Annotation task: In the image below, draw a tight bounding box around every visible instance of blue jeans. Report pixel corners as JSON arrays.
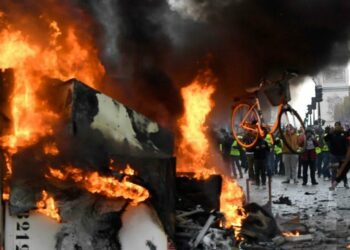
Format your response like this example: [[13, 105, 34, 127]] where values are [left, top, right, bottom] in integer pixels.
[[266, 151, 275, 176], [316, 152, 323, 176], [231, 156, 243, 177], [322, 152, 331, 178], [274, 154, 284, 174]]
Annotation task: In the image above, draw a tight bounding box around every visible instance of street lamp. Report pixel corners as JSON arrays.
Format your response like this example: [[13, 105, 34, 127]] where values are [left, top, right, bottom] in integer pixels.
[[312, 77, 323, 127]]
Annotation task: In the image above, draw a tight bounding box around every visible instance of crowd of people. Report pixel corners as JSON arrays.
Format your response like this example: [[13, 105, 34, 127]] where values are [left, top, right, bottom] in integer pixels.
[[219, 121, 350, 190]]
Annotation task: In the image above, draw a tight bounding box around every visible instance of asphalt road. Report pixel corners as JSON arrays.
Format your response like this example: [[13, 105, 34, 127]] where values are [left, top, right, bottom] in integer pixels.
[[236, 174, 350, 249]]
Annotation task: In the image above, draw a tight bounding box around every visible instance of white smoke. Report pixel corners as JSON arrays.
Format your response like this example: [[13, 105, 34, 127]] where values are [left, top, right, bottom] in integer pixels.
[[91, 0, 119, 64], [167, 0, 234, 21]]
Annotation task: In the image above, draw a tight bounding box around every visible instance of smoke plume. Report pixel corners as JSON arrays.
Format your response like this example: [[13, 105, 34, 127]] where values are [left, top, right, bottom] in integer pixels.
[[1, 0, 350, 126]]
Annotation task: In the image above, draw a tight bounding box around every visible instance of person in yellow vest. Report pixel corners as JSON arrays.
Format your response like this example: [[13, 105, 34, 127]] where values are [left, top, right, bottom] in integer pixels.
[[230, 139, 243, 178], [274, 137, 284, 175]]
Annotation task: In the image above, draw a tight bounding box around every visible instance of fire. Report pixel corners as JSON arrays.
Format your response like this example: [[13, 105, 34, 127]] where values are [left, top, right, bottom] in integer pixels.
[[2, 193, 9, 201], [122, 165, 135, 175], [176, 69, 246, 236], [36, 190, 61, 222], [48, 165, 149, 206], [176, 69, 216, 178], [0, 13, 105, 199], [43, 142, 59, 156], [2, 152, 12, 200], [220, 176, 247, 227], [0, 21, 104, 151], [282, 231, 300, 237]]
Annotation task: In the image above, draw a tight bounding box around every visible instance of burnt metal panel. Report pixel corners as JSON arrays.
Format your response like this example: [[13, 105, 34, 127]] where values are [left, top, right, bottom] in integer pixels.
[[69, 79, 174, 157], [176, 174, 222, 212]]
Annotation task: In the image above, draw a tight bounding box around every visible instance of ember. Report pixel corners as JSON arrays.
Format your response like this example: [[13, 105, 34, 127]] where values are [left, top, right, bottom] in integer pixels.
[[282, 231, 300, 237], [36, 190, 60, 222], [43, 142, 59, 156], [2, 152, 12, 200]]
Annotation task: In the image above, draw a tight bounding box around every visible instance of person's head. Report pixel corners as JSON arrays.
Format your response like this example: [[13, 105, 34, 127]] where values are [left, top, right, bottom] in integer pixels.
[[220, 128, 227, 136], [334, 121, 343, 132], [305, 128, 314, 138], [325, 126, 330, 134], [285, 124, 295, 134], [345, 123, 350, 131]]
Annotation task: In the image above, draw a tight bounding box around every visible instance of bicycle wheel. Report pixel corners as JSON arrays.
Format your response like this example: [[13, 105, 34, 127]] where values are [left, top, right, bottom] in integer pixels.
[[231, 103, 260, 148], [278, 107, 306, 154]]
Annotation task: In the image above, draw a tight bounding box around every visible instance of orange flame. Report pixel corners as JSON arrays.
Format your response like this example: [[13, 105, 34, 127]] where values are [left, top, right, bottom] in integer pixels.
[[176, 69, 246, 236], [282, 231, 300, 237], [220, 176, 247, 228], [2, 192, 9, 201], [122, 165, 135, 175], [0, 15, 105, 200], [43, 142, 59, 156], [0, 21, 104, 152], [48, 165, 149, 206], [177, 69, 216, 179], [1, 152, 12, 200], [36, 190, 61, 222]]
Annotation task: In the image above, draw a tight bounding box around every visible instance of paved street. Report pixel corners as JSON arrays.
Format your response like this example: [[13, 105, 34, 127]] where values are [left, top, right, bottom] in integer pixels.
[[236, 175, 350, 249]]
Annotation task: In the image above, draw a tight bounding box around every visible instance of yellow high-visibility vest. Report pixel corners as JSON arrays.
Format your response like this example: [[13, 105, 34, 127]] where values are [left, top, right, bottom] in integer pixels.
[[265, 134, 273, 147], [274, 144, 283, 155], [230, 140, 240, 156], [315, 147, 322, 154]]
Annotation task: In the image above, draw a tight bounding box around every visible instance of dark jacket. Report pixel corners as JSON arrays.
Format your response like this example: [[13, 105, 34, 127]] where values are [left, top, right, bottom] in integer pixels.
[[325, 130, 349, 156], [253, 138, 269, 160], [221, 136, 233, 157]]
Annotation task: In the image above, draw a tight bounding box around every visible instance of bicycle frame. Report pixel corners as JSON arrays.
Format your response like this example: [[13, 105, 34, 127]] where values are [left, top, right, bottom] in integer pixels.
[[232, 71, 305, 152], [239, 96, 285, 138]]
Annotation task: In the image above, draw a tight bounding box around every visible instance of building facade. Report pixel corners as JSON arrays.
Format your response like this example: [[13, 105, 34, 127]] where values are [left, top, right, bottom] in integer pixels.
[[316, 65, 350, 126]]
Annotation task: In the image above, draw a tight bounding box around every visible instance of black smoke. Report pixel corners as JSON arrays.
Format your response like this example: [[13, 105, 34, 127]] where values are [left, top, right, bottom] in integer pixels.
[[2, 0, 350, 126], [82, 0, 350, 125]]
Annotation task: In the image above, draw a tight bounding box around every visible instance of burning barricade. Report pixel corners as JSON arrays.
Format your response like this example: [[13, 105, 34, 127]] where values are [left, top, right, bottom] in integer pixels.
[[0, 71, 175, 249], [0, 59, 248, 249]]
